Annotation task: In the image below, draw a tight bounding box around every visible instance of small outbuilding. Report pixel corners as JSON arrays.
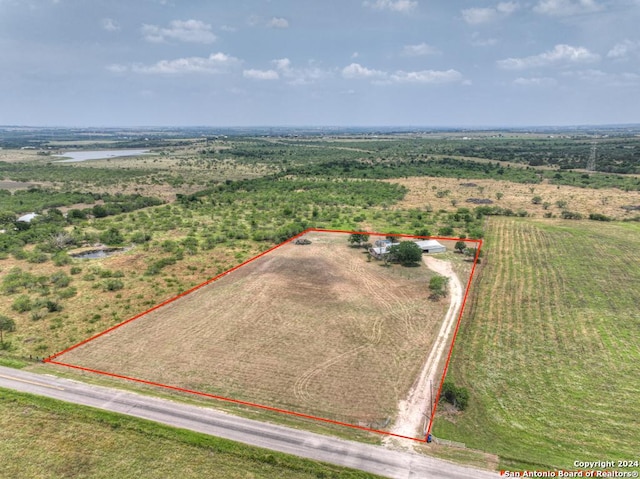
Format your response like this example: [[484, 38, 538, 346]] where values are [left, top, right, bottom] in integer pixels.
[[17, 213, 38, 223], [414, 239, 446, 254]]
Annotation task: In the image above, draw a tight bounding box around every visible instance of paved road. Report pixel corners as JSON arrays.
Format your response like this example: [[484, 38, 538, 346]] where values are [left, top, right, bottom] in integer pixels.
[[0, 366, 499, 479]]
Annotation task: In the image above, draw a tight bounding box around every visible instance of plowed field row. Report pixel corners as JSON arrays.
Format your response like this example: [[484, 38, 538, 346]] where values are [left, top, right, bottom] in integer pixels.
[[433, 218, 640, 469]]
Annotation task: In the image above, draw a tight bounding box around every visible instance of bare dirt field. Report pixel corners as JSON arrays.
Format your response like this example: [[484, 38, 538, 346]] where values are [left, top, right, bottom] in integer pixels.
[[54, 231, 456, 432], [386, 176, 640, 219]]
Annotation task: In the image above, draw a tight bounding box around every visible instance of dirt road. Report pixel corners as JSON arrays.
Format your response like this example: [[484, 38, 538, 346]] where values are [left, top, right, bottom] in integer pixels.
[[386, 256, 463, 444]]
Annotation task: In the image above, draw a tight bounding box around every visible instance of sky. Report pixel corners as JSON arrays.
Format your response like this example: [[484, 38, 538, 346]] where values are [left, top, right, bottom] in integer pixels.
[[1, 0, 639, 127]]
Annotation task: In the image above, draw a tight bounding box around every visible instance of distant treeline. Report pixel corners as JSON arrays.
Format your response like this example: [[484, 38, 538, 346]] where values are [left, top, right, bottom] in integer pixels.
[[0, 161, 154, 185], [0, 189, 163, 215], [280, 157, 640, 191]]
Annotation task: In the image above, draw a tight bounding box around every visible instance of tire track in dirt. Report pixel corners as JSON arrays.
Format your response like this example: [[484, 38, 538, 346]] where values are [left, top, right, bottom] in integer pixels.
[[293, 345, 369, 403]]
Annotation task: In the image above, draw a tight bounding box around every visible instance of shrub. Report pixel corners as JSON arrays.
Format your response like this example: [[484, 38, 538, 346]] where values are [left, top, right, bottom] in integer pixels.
[[99, 227, 125, 246], [560, 210, 583, 220], [57, 287, 77, 299], [12, 295, 33, 313], [429, 274, 449, 299], [50, 272, 71, 288], [27, 251, 48, 263], [70, 266, 82, 275], [44, 300, 63, 313], [440, 380, 470, 411], [103, 279, 124, 291], [588, 213, 611, 221], [438, 226, 455, 236], [131, 231, 152, 244], [52, 252, 71, 266]]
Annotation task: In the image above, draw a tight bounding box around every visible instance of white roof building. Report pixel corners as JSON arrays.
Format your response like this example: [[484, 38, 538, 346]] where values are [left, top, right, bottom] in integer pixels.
[[17, 212, 38, 223], [414, 239, 446, 253]]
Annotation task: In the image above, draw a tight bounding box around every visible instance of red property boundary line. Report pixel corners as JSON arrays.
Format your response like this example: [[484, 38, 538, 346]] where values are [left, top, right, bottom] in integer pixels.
[[45, 227, 482, 443]]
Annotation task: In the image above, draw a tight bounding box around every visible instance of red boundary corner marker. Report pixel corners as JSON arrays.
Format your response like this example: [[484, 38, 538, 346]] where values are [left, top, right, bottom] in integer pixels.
[[45, 228, 482, 443]]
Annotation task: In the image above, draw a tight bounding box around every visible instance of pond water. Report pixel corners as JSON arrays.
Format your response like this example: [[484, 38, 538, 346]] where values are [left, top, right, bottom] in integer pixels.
[[71, 248, 124, 259], [53, 149, 150, 163]]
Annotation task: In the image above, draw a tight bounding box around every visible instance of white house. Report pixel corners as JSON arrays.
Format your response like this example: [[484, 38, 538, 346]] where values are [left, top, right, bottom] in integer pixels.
[[369, 240, 400, 259], [414, 239, 446, 253]]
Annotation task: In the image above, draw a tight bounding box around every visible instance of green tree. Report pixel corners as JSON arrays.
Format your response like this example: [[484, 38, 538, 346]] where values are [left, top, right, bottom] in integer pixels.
[[429, 274, 449, 299], [454, 241, 467, 253], [532, 195, 543, 205], [348, 233, 370, 247], [441, 380, 470, 410], [0, 211, 17, 226], [0, 315, 16, 344], [388, 241, 422, 265], [0, 315, 16, 345], [99, 227, 125, 246]]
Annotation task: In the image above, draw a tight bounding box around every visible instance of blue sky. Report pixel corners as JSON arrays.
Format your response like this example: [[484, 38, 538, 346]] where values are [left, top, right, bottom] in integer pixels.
[[1, 0, 639, 126]]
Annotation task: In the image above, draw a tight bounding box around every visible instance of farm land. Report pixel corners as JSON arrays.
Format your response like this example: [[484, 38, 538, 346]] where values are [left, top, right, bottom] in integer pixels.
[[51, 231, 463, 436], [1, 126, 639, 469], [433, 217, 640, 471]]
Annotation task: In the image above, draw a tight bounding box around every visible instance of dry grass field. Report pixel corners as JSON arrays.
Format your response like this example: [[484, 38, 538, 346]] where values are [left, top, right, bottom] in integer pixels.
[[54, 231, 451, 428], [386, 176, 640, 219]]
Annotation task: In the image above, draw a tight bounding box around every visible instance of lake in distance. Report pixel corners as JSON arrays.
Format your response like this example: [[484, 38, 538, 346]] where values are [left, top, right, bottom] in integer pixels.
[[53, 149, 150, 162]]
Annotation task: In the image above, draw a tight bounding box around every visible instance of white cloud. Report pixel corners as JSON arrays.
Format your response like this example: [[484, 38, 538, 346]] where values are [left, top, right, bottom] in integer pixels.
[[513, 76, 557, 86], [462, 2, 518, 24], [267, 17, 289, 28], [533, 0, 603, 16], [142, 19, 217, 44], [106, 64, 127, 74], [132, 53, 240, 74], [243, 69, 279, 80], [272, 58, 332, 85], [342, 63, 386, 79], [564, 69, 640, 87], [342, 63, 464, 84], [102, 18, 120, 32], [471, 34, 498, 47], [363, 0, 417, 13], [497, 44, 600, 69], [607, 40, 640, 59], [497, 1, 519, 13], [402, 42, 440, 56], [390, 69, 463, 84]]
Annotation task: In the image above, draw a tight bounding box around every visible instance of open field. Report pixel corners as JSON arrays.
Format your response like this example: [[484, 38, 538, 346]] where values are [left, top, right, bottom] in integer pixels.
[[432, 217, 640, 470], [387, 176, 640, 220], [0, 388, 380, 479], [52, 231, 455, 433]]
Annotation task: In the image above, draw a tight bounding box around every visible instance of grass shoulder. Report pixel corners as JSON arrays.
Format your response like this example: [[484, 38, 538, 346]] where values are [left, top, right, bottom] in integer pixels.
[[0, 387, 383, 479]]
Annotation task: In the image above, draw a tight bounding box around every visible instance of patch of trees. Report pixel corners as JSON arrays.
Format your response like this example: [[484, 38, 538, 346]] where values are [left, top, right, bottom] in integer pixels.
[[288, 157, 542, 184], [0, 161, 155, 186], [388, 241, 423, 265], [474, 206, 529, 218], [588, 213, 612, 221]]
